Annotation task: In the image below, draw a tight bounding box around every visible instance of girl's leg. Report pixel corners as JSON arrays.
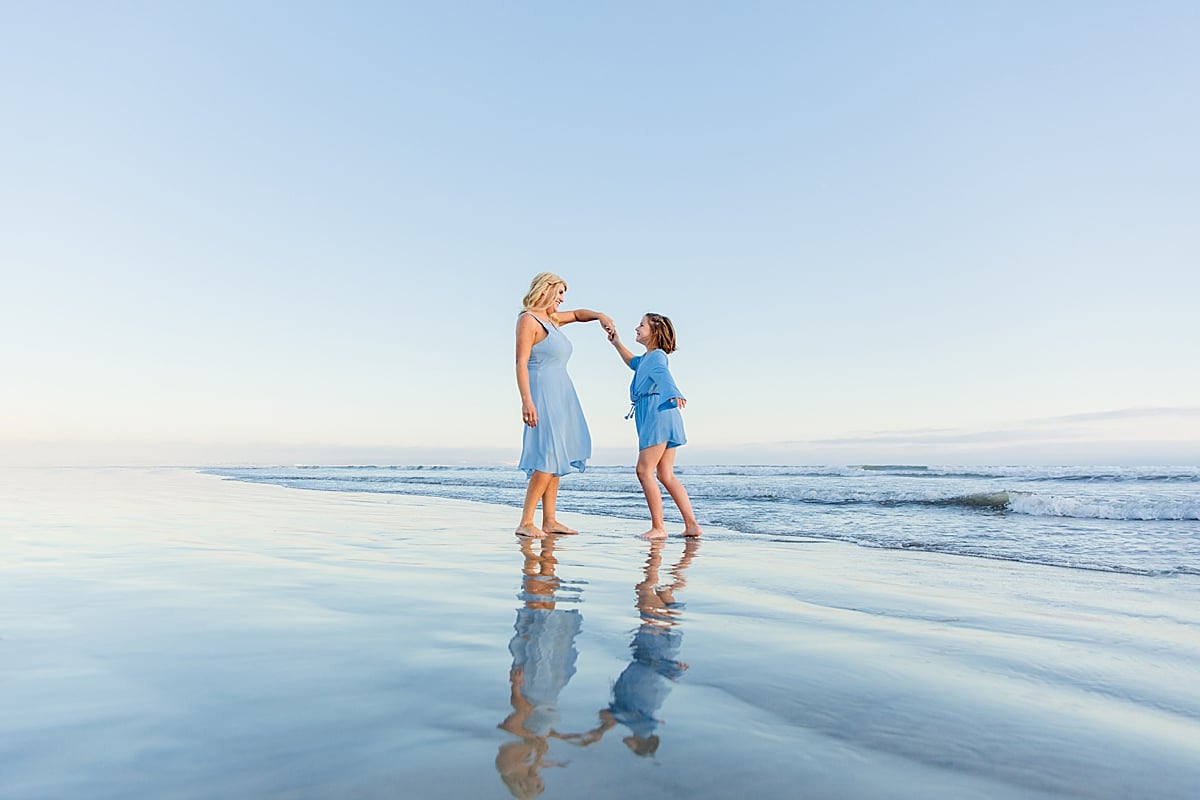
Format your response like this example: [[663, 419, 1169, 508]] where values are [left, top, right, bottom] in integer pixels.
[[540, 476, 578, 534], [517, 471, 553, 537], [656, 447, 703, 537], [636, 444, 669, 539]]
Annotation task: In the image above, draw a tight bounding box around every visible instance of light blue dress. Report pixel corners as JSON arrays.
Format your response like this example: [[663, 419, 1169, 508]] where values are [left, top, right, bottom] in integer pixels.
[[628, 350, 687, 451], [508, 607, 582, 734], [518, 313, 592, 477], [609, 625, 685, 739]]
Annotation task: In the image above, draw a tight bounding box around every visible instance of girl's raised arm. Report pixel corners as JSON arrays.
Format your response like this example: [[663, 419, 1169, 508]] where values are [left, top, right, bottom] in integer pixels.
[[608, 327, 635, 367]]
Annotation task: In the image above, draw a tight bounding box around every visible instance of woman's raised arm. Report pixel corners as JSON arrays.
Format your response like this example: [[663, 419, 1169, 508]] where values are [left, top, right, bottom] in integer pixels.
[[556, 308, 613, 332]]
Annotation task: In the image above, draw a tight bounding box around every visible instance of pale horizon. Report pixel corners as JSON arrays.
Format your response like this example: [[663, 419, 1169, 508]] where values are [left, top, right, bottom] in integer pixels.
[[5, 404, 1198, 468]]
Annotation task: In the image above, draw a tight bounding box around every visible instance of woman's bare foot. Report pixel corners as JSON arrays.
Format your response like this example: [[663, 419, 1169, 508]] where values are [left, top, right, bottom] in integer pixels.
[[542, 521, 579, 534], [640, 527, 669, 540], [515, 523, 546, 538], [682, 524, 703, 538]]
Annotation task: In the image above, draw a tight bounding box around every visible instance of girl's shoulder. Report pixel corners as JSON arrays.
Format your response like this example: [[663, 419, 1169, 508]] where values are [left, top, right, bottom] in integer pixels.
[[644, 348, 669, 363], [632, 349, 668, 373]]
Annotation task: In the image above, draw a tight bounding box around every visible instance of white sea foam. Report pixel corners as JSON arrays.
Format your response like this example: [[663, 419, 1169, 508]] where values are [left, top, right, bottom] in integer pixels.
[[1006, 491, 1200, 521]]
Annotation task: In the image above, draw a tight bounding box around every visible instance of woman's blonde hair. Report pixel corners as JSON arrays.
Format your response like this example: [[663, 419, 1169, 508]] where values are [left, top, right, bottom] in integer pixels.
[[521, 272, 567, 325], [644, 313, 677, 354]]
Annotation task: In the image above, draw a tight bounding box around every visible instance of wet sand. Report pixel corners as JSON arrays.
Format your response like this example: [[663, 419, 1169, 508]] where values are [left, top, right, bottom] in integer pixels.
[[2, 467, 1198, 799]]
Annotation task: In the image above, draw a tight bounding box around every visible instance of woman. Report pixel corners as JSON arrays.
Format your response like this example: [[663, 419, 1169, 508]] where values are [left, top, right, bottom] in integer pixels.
[[515, 272, 612, 538]]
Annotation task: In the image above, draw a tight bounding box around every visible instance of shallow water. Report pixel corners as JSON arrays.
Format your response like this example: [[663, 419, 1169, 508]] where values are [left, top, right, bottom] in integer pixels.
[[209, 464, 1200, 575], [2, 468, 1198, 799]]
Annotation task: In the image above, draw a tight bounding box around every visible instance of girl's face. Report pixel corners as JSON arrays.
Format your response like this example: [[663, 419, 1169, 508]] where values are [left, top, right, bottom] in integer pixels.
[[635, 316, 653, 347]]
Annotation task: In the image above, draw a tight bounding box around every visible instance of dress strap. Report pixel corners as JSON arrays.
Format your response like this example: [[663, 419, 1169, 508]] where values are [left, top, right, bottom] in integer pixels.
[[520, 312, 553, 336]]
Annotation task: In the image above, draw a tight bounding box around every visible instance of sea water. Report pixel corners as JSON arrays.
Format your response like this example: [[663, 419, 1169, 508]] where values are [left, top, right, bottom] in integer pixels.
[[208, 464, 1199, 577]]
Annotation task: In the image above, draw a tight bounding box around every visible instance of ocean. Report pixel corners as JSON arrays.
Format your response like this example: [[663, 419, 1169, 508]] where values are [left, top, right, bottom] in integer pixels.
[[208, 464, 1199, 577]]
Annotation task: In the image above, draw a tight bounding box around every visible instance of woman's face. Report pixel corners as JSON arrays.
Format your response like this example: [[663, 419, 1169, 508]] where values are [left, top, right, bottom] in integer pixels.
[[541, 283, 566, 313]]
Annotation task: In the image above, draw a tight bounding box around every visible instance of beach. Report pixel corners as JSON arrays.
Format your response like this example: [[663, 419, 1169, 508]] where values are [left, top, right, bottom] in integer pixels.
[[2, 467, 1198, 799]]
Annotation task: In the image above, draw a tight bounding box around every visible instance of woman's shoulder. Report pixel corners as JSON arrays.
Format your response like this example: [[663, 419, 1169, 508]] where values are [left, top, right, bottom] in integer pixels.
[[517, 311, 550, 330]]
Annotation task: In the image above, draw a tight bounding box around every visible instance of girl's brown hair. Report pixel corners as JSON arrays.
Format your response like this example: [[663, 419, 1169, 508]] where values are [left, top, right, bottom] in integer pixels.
[[644, 313, 677, 353]]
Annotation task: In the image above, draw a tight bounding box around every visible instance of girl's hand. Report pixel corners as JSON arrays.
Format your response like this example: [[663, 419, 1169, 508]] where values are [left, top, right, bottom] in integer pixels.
[[522, 401, 538, 427], [608, 327, 620, 344]]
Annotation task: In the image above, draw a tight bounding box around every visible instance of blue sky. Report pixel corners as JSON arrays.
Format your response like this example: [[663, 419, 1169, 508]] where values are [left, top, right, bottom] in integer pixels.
[[2, 2, 1197, 466]]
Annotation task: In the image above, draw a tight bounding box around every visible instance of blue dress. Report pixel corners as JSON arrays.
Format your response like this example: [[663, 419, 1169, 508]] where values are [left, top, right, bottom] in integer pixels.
[[508, 607, 582, 734], [609, 625, 685, 739], [628, 350, 687, 451], [518, 314, 592, 477]]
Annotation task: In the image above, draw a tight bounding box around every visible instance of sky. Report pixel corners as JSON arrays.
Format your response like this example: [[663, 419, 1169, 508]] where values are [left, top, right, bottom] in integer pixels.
[[2, 1, 1197, 467]]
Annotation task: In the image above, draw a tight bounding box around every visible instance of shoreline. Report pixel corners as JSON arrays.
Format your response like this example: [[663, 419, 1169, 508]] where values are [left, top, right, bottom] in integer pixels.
[[2, 467, 1198, 799]]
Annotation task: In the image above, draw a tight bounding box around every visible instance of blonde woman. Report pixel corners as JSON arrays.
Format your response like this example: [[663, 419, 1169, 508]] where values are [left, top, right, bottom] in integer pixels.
[[515, 273, 613, 538]]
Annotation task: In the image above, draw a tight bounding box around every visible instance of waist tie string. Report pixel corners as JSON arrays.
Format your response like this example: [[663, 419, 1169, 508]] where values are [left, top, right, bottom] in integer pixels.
[[625, 392, 659, 419]]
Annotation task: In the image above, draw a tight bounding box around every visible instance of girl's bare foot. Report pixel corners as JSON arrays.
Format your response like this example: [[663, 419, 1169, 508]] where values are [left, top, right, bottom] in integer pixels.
[[682, 524, 703, 538], [640, 527, 668, 540], [542, 521, 579, 534], [515, 523, 546, 538]]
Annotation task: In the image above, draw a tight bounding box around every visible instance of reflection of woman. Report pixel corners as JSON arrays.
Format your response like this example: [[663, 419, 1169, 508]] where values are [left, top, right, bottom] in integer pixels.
[[496, 536, 583, 798], [515, 272, 613, 538], [559, 538, 700, 757]]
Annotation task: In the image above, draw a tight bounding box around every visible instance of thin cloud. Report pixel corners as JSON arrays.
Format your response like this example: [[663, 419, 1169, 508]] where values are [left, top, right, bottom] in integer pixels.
[[797, 428, 1077, 447], [1024, 407, 1200, 425], [765, 407, 1200, 449]]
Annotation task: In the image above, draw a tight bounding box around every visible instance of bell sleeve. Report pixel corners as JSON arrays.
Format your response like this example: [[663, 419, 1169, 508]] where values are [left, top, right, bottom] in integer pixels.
[[643, 350, 684, 412]]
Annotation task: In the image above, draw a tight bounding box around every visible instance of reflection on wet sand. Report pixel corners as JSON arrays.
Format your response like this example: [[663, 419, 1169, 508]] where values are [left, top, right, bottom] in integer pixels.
[[496, 535, 583, 799], [560, 538, 700, 759]]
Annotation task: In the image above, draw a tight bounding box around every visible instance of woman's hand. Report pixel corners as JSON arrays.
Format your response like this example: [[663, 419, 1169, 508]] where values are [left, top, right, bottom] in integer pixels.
[[522, 400, 538, 427], [670, 397, 687, 409], [597, 313, 614, 334]]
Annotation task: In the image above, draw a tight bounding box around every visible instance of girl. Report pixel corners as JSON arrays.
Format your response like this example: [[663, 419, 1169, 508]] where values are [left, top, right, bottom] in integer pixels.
[[608, 314, 702, 539]]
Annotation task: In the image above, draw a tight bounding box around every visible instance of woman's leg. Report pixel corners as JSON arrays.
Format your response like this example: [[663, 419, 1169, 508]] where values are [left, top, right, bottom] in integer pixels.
[[540, 476, 578, 534], [517, 471, 553, 537], [636, 443, 669, 539], [656, 447, 702, 537]]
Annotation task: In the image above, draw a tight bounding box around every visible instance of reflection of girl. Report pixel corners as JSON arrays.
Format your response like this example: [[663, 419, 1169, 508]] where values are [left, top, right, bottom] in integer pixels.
[[607, 624, 685, 756], [497, 537, 582, 798], [559, 538, 700, 758]]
